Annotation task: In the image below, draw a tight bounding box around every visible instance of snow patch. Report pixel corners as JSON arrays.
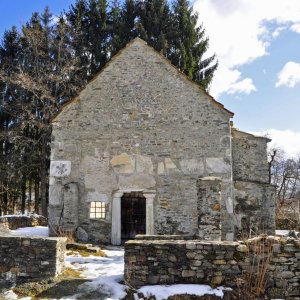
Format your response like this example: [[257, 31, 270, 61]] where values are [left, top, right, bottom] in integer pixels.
[[135, 284, 230, 300], [10, 226, 49, 237], [65, 247, 126, 300]]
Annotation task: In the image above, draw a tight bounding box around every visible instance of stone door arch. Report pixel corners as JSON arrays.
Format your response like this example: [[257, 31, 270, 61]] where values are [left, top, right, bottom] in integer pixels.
[[111, 189, 155, 245]]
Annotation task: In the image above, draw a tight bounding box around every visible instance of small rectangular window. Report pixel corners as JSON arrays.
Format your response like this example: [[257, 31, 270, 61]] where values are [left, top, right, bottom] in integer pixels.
[[90, 201, 106, 219]]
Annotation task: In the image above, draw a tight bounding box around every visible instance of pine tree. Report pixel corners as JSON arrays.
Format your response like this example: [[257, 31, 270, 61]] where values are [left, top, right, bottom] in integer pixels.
[[68, 0, 109, 78], [168, 0, 217, 90], [136, 0, 171, 54], [119, 0, 137, 44], [108, 0, 123, 56], [0, 8, 82, 216], [0, 0, 218, 215]]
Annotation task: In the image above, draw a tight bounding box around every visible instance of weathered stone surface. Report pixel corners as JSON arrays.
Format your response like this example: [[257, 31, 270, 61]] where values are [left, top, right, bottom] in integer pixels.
[[49, 183, 63, 206], [211, 275, 223, 286], [236, 244, 248, 252], [0, 235, 66, 289], [234, 180, 276, 236], [157, 162, 165, 175], [87, 191, 108, 202], [197, 177, 222, 241], [0, 215, 47, 230], [179, 159, 204, 175], [118, 174, 155, 189], [76, 226, 89, 243], [136, 155, 154, 174], [164, 158, 180, 173], [50, 161, 71, 177], [125, 236, 300, 299], [48, 38, 274, 243], [232, 129, 269, 183], [111, 153, 135, 174], [0, 224, 10, 235], [206, 158, 231, 174]]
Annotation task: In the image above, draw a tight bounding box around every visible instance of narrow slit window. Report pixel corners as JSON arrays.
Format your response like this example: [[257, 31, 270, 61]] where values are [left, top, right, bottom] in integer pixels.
[[90, 201, 106, 219]]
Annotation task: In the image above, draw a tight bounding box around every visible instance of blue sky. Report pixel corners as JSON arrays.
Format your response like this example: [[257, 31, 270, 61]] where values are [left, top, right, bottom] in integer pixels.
[[195, 0, 300, 156], [0, 0, 74, 35], [1, 0, 300, 156]]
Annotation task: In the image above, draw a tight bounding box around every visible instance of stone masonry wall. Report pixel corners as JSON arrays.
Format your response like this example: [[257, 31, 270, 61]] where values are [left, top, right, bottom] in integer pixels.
[[234, 181, 276, 236], [197, 177, 222, 240], [49, 38, 234, 243], [231, 129, 276, 237], [0, 215, 47, 230], [0, 235, 66, 289], [125, 236, 300, 299], [232, 129, 269, 183]]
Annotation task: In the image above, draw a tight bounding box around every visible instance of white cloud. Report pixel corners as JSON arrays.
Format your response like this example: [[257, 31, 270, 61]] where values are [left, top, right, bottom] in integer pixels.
[[227, 78, 256, 95], [272, 26, 286, 38], [291, 23, 300, 33], [193, 0, 300, 97], [275, 61, 300, 88], [252, 129, 300, 158]]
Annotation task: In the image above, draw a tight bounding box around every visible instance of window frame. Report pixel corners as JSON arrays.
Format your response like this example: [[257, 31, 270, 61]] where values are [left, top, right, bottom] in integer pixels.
[[89, 201, 106, 219]]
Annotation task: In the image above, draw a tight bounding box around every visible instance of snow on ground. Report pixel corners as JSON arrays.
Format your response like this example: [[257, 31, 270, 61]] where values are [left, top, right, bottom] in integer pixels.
[[135, 284, 229, 300], [65, 247, 127, 300], [66, 248, 231, 300], [0, 213, 42, 218], [275, 230, 290, 236], [275, 229, 299, 236], [10, 226, 49, 237], [2, 245, 231, 300]]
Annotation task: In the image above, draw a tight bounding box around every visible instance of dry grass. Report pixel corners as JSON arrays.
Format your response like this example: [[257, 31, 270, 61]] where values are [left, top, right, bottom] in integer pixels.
[[233, 235, 275, 300], [60, 267, 82, 279], [56, 228, 76, 243], [66, 247, 107, 257]]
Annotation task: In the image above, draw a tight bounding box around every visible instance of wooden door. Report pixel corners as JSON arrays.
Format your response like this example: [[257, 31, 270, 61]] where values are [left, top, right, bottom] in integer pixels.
[[121, 192, 146, 243]]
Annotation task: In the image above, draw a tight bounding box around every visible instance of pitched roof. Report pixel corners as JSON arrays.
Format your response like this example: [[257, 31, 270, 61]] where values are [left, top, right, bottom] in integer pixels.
[[52, 37, 233, 122]]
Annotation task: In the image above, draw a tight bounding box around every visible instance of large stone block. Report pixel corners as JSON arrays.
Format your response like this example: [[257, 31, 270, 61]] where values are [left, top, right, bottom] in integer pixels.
[[206, 158, 231, 174], [50, 161, 71, 177], [118, 174, 156, 189], [164, 158, 180, 174], [179, 159, 204, 175], [136, 154, 154, 174], [111, 153, 135, 174], [49, 183, 63, 206]]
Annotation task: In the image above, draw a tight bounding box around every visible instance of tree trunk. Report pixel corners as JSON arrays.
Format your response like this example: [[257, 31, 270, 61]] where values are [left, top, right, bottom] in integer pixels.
[[40, 137, 48, 217], [3, 183, 8, 215], [34, 178, 40, 214], [21, 174, 27, 214], [28, 178, 32, 212]]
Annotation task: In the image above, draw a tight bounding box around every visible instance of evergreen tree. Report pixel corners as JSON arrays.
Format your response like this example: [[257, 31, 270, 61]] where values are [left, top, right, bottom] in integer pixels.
[[68, 0, 109, 78], [168, 0, 217, 90], [136, 0, 171, 54], [0, 8, 82, 216], [108, 0, 123, 56], [0, 0, 218, 215], [108, 0, 136, 56]]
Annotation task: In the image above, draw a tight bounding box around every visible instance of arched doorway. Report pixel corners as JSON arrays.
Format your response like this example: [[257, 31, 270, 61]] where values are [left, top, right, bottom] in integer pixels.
[[121, 192, 146, 243]]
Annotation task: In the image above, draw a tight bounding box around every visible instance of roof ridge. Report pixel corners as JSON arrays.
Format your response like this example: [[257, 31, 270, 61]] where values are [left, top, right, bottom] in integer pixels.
[[52, 37, 233, 122]]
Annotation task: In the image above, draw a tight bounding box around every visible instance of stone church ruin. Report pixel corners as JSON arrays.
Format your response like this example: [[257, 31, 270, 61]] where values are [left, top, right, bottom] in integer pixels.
[[48, 38, 275, 245]]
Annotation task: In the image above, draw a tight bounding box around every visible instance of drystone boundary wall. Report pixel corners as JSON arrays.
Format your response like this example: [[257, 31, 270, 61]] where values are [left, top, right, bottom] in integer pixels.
[[125, 236, 300, 299], [0, 235, 66, 289], [0, 214, 47, 230]]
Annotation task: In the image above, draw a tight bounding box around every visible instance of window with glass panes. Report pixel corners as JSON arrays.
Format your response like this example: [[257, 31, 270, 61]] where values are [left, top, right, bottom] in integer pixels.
[[90, 201, 106, 219]]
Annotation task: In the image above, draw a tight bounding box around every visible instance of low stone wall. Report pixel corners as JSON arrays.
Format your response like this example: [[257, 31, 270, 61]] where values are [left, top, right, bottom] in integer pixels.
[[125, 236, 300, 299], [0, 235, 66, 289], [0, 214, 47, 230]]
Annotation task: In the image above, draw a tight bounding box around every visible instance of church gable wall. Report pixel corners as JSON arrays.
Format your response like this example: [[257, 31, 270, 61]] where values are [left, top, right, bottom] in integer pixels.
[[49, 39, 233, 242]]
